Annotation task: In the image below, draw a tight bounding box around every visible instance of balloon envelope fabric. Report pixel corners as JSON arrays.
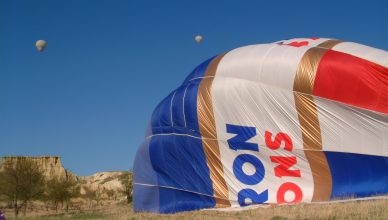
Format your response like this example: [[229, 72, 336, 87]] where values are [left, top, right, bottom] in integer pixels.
[[133, 38, 388, 213]]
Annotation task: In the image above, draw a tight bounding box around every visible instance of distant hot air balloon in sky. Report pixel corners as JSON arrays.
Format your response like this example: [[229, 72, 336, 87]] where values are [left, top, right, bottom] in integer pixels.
[[195, 35, 203, 44], [133, 37, 388, 213], [35, 40, 47, 52]]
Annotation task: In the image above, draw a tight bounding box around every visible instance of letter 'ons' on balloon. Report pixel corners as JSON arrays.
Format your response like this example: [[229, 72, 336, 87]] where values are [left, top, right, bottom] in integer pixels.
[[133, 37, 388, 213]]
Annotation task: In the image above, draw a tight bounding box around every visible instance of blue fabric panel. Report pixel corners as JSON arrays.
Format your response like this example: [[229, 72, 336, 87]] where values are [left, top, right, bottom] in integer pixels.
[[134, 185, 160, 213], [183, 56, 215, 84], [184, 81, 201, 133], [150, 56, 216, 135], [149, 80, 202, 136], [150, 91, 174, 133], [149, 134, 215, 213], [159, 188, 215, 213], [181, 57, 215, 134], [325, 151, 388, 199], [133, 139, 160, 212], [136, 55, 216, 213], [171, 85, 187, 128]]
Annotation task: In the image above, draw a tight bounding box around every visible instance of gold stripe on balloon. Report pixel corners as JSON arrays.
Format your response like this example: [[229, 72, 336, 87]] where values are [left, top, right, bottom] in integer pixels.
[[293, 39, 341, 201], [198, 54, 231, 207]]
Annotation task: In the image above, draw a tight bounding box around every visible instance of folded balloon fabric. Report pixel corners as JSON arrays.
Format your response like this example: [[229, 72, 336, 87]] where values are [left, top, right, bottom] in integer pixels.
[[133, 38, 388, 213]]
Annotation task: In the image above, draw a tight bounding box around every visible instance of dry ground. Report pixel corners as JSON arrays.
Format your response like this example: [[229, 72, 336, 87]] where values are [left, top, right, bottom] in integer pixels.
[[3, 198, 388, 220]]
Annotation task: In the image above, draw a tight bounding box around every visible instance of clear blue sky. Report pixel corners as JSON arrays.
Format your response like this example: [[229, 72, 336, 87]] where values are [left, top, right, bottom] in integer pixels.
[[1, 0, 387, 176]]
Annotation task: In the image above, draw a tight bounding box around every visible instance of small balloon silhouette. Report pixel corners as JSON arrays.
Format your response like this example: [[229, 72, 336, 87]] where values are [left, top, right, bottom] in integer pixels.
[[195, 35, 202, 44], [36, 40, 47, 52]]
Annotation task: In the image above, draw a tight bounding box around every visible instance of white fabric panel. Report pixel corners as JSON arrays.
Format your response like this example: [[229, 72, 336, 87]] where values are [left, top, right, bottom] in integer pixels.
[[333, 42, 388, 67], [217, 142, 314, 206], [316, 97, 388, 157], [212, 79, 314, 205], [217, 39, 331, 92], [212, 79, 305, 149], [212, 43, 316, 205]]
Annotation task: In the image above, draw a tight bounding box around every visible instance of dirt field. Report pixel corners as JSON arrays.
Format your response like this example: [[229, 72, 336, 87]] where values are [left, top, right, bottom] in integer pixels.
[[2, 198, 388, 220]]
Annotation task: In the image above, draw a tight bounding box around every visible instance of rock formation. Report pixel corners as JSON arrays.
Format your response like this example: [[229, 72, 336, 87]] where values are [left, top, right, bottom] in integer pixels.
[[0, 156, 78, 181], [0, 156, 128, 201]]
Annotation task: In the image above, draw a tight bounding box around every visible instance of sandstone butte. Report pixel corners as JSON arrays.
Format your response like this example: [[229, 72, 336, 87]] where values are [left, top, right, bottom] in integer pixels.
[[0, 156, 128, 199]]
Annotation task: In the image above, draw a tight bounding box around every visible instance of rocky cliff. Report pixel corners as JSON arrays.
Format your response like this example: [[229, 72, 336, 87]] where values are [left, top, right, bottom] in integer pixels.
[[0, 156, 128, 200], [0, 156, 77, 181], [79, 172, 127, 200], [79, 172, 125, 192]]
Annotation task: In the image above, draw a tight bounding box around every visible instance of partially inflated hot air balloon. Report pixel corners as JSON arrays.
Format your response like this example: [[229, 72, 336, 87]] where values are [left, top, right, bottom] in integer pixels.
[[133, 38, 388, 213], [35, 40, 47, 52]]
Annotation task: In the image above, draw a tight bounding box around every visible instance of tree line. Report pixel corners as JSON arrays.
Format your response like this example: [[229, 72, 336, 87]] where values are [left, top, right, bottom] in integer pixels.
[[0, 158, 133, 217]]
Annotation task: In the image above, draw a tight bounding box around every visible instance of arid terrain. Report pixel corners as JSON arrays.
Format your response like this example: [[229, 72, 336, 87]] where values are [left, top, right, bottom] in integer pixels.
[[1, 198, 387, 220]]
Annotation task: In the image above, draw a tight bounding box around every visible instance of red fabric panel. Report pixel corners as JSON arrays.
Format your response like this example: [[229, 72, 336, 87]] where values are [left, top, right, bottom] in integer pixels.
[[313, 50, 388, 114]]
